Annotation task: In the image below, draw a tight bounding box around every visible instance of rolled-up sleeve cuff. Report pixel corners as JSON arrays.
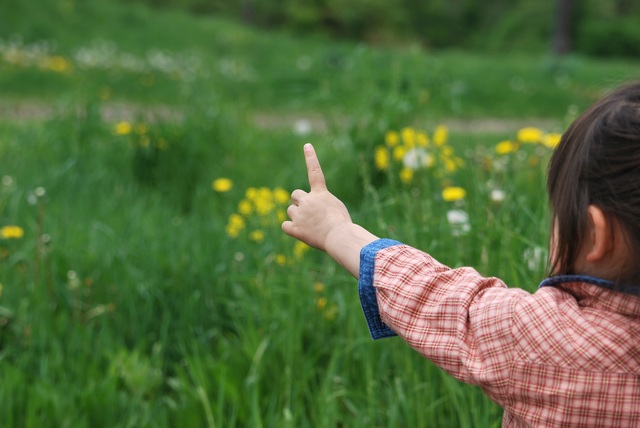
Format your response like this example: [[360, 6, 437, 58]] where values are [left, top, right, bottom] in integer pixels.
[[358, 239, 402, 340]]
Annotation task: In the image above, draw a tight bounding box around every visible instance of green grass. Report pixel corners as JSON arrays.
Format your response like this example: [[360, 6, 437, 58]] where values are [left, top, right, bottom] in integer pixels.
[[1, 1, 639, 427]]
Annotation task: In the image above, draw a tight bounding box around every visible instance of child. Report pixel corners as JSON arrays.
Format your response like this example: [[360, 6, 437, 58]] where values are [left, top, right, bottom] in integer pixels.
[[282, 81, 640, 427]]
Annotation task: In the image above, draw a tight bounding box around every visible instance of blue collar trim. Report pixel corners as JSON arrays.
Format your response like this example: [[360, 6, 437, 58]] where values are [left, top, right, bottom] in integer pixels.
[[539, 274, 640, 297]]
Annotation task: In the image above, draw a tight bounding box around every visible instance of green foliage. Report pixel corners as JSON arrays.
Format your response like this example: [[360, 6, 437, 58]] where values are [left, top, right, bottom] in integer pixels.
[[576, 17, 640, 58], [0, 2, 639, 426]]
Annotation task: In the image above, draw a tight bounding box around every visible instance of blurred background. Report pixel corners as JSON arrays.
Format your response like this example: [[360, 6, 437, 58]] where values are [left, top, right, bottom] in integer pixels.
[[0, 1, 639, 427], [5, 0, 640, 56]]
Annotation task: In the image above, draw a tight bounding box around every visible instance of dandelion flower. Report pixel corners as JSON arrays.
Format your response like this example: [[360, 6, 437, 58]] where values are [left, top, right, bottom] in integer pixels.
[[443, 158, 458, 173], [255, 198, 275, 217], [225, 214, 245, 238], [385, 131, 400, 147], [495, 140, 517, 155], [212, 178, 233, 193], [44, 55, 71, 73], [442, 186, 466, 202], [375, 146, 390, 170], [293, 241, 310, 259], [237, 200, 252, 215], [275, 254, 288, 266], [1, 225, 24, 239], [114, 121, 133, 135], [447, 209, 471, 236], [401, 127, 416, 148], [245, 187, 258, 200], [399, 167, 414, 184], [314, 282, 325, 293], [293, 119, 312, 136], [249, 230, 265, 243], [490, 189, 506, 202], [517, 127, 543, 143], [403, 148, 430, 170], [273, 188, 290, 205], [433, 125, 448, 147], [417, 132, 429, 147], [393, 146, 407, 161], [543, 133, 562, 148], [316, 297, 328, 311]]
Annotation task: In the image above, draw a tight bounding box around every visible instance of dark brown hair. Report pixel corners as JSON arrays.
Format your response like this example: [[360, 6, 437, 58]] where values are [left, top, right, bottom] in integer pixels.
[[547, 81, 640, 283]]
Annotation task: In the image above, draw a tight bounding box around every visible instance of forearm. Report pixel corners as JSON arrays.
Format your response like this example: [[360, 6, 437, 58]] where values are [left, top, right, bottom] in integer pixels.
[[324, 223, 379, 279]]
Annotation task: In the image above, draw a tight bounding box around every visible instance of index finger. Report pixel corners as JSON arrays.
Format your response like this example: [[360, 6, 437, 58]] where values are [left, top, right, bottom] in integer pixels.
[[304, 143, 326, 191]]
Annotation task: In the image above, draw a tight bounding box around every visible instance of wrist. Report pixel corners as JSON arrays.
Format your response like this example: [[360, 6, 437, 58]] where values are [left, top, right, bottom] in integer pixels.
[[324, 223, 379, 278]]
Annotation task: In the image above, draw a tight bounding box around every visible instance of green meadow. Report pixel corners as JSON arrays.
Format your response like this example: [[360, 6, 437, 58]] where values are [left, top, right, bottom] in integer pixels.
[[1, 2, 639, 426]]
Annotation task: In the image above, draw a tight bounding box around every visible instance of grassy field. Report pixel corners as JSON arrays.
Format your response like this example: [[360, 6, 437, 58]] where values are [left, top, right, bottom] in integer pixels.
[[1, 2, 640, 427]]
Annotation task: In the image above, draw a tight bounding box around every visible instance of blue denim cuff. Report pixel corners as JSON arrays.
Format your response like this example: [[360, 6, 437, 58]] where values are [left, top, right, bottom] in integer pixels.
[[358, 239, 402, 340]]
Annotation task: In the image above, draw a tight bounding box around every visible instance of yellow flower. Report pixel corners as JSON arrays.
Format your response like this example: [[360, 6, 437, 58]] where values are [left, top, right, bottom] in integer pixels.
[[293, 241, 310, 259], [433, 125, 448, 147], [399, 167, 414, 184], [392, 146, 406, 161], [374, 146, 390, 170], [238, 200, 253, 215], [401, 127, 416, 148], [273, 188, 290, 205], [225, 214, 245, 238], [255, 198, 275, 216], [316, 297, 328, 311], [385, 131, 400, 147], [212, 178, 233, 193], [276, 210, 287, 223], [114, 121, 132, 135], [417, 132, 430, 147], [442, 186, 466, 202], [314, 282, 325, 293], [517, 127, 543, 143], [249, 230, 265, 242], [495, 140, 518, 155], [245, 187, 258, 200], [543, 133, 562, 148], [275, 254, 288, 266], [42, 55, 71, 73], [1, 225, 24, 239], [443, 158, 458, 173]]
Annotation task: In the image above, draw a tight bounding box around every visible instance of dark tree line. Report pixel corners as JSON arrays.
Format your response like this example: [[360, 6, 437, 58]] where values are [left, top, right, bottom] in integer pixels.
[[130, 0, 640, 57]]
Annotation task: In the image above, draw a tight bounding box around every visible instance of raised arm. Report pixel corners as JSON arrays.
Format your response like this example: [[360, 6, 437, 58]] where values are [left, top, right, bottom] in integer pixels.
[[281, 144, 379, 278]]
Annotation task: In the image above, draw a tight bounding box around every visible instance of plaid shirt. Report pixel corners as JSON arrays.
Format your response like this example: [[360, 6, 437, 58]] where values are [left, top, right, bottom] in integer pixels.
[[358, 239, 640, 427]]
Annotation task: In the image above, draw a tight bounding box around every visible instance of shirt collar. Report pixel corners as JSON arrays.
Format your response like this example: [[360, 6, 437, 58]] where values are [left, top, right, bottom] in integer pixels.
[[539, 274, 640, 297]]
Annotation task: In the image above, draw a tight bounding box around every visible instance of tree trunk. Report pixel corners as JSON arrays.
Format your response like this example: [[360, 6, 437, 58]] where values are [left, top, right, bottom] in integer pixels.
[[242, 0, 255, 24], [552, 0, 574, 55]]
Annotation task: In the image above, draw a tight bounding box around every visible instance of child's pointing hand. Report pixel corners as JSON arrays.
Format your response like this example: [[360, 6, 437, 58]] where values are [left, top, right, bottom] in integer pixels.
[[282, 144, 378, 278], [281, 144, 352, 252]]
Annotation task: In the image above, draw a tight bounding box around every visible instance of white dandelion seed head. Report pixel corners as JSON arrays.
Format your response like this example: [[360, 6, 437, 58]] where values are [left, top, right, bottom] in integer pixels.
[[293, 119, 312, 136], [403, 148, 431, 170], [447, 209, 471, 236], [490, 189, 506, 202]]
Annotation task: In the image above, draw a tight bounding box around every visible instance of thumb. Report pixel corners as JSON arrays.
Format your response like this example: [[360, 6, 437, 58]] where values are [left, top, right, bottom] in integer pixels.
[[304, 143, 327, 191]]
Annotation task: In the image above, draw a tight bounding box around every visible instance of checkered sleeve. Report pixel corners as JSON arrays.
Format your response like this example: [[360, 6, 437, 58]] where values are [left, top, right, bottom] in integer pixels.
[[360, 240, 528, 397]]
